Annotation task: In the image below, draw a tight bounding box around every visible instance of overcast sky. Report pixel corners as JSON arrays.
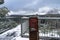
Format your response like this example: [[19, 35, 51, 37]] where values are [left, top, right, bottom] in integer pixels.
[[0, 0, 60, 11]]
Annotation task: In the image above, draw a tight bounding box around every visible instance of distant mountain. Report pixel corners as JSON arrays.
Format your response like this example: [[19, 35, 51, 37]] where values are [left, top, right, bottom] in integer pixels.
[[7, 7, 60, 16]]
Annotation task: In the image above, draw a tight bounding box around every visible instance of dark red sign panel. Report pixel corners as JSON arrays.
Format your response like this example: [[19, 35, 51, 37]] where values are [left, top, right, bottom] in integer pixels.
[[29, 17, 39, 40]]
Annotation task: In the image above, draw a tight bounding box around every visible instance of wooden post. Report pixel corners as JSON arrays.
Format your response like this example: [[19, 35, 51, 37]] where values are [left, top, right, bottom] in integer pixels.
[[29, 17, 39, 40]]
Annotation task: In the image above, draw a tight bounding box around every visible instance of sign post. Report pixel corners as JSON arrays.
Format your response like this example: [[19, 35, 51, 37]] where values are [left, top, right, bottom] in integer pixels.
[[29, 17, 39, 40]]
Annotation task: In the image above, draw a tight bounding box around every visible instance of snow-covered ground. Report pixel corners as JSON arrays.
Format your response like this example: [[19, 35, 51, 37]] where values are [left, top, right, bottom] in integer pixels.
[[0, 24, 29, 40], [0, 24, 60, 40]]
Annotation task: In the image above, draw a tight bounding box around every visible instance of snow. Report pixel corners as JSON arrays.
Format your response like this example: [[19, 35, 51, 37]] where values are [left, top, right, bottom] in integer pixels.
[[0, 24, 29, 40], [6, 11, 27, 16], [13, 37, 29, 40], [38, 7, 53, 13], [0, 24, 20, 37], [0, 24, 60, 40], [24, 32, 60, 38], [6, 6, 60, 16]]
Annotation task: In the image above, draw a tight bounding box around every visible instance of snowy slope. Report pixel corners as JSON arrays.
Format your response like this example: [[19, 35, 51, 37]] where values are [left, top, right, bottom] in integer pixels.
[[0, 24, 60, 40], [0, 24, 21, 37], [0, 23, 60, 40], [0, 24, 29, 40]]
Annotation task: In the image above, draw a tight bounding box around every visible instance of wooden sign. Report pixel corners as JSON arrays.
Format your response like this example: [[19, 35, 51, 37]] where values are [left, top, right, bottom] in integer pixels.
[[29, 17, 39, 40]]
